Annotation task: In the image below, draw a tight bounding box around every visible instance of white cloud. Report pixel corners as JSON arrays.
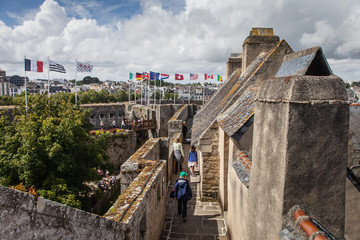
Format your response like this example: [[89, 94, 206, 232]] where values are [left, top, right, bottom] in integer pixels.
[[0, 0, 360, 82]]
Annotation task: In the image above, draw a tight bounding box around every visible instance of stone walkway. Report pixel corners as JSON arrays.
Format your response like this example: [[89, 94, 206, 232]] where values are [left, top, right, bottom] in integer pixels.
[[160, 143, 228, 240]]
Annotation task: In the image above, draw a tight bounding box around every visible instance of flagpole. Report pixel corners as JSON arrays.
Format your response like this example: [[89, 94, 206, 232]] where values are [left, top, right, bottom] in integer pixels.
[[128, 80, 131, 103], [203, 83, 205, 105], [159, 78, 162, 105], [75, 59, 78, 105], [174, 86, 176, 105], [48, 57, 50, 104], [135, 80, 137, 104], [188, 86, 190, 105], [147, 74, 150, 105], [154, 71, 157, 105], [24, 56, 28, 114], [141, 81, 143, 105], [154, 77, 156, 105]]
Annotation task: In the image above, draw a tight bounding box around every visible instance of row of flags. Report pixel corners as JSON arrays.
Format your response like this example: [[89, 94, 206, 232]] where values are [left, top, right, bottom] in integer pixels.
[[130, 71, 223, 82], [24, 58, 93, 73], [24, 59, 223, 82]]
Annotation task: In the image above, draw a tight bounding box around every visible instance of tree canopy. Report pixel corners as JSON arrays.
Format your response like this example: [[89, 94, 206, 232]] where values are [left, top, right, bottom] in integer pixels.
[[0, 94, 108, 209]]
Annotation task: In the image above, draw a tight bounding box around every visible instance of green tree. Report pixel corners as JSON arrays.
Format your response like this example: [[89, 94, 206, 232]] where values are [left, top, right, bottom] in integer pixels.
[[114, 89, 128, 102], [0, 95, 14, 105], [351, 81, 360, 87], [0, 94, 108, 209]]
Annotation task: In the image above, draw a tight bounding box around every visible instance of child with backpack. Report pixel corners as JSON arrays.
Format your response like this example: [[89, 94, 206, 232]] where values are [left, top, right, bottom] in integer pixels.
[[173, 172, 192, 222]]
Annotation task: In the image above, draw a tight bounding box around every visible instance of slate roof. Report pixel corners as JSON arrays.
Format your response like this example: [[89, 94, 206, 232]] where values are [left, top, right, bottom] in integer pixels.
[[191, 55, 265, 145], [191, 40, 293, 145], [217, 89, 256, 139], [275, 46, 333, 77]]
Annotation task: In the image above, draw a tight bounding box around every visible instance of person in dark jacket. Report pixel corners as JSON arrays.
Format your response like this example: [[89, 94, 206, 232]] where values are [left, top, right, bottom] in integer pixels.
[[174, 172, 192, 222], [182, 121, 188, 139]]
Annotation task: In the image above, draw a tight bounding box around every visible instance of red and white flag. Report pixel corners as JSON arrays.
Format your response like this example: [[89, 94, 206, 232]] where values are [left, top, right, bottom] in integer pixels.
[[175, 74, 184, 80], [204, 74, 214, 80]]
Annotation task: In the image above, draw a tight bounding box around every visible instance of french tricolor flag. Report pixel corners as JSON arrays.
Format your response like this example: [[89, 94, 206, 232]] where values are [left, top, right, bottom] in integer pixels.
[[25, 58, 44, 72]]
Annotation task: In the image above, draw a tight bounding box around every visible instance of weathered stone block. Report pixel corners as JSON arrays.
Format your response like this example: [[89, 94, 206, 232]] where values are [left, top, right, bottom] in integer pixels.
[[201, 145, 213, 153]]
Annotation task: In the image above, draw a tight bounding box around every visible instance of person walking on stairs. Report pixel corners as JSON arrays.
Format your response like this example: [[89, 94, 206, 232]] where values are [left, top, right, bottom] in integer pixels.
[[173, 172, 192, 223], [188, 145, 198, 176]]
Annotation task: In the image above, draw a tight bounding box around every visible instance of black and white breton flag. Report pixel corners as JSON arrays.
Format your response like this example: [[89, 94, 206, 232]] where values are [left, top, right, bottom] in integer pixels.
[[49, 59, 66, 73]]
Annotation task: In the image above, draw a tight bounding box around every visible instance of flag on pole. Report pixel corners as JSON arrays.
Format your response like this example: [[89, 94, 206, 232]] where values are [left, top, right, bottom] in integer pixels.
[[77, 61, 93, 72], [49, 59, 66, 73], [190, 73, 198, 80], [175, 74, 184, 80], [217, 75, 223, 82], [136, 72, 143, 80], [150, 71, 160, 80], [142, 72, 149, 81], [204, 74, 214, 80], [160, 73, 170, 80], [25, 59, 43, 72], [129, 72, 134, 80]]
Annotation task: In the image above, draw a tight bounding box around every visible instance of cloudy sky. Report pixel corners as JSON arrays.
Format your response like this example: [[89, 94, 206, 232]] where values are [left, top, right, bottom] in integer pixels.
[[0, 0, 359, 83]]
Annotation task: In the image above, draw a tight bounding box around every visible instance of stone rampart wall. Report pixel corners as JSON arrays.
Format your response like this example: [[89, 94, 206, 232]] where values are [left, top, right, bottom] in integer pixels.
[[82, 103, 127, 129], [349, 104, 360, 177], [156, 104, 183, 137], [168, 104, 196, 139], [105, 130, 137, 171], [197, 122, 220, 200], [0, 136, 170, 240], [0, 185, 125, 239], [226, 143, 249, 239], [105, 137, 169, 240], [90, 174, 121, 215], [119, 138, 167, 193]]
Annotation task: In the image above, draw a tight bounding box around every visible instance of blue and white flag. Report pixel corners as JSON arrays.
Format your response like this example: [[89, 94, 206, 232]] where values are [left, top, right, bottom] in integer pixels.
[[150, 71, 160, 80]]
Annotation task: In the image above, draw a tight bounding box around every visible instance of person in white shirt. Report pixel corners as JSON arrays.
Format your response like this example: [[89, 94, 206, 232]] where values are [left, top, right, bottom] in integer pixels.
[[173, 138, 184, 173]]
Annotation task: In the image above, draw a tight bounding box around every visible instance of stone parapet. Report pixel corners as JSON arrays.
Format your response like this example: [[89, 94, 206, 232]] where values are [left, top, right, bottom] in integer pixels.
[[105, 161, 167, 240], [106, 136, 168, 240], [120, 138, 165, 193], [0, 185, 125, 239]]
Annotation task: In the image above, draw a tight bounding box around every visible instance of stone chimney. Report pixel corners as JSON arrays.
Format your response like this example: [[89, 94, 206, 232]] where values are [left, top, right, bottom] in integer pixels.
[[226, 53, 242, 80], [242, 28, 280, 73]]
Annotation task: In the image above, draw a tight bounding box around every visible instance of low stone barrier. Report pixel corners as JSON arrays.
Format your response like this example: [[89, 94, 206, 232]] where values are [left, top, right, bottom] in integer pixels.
[[0, 185, 125, 239], [105, 137, 169, 239]]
